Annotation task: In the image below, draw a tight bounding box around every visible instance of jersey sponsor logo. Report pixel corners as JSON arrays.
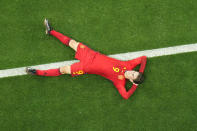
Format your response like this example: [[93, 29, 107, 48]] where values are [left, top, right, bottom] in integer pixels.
[[73, 70, 84, 75]]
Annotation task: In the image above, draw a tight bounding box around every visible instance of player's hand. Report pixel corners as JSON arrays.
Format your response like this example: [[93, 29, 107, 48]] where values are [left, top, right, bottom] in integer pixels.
[[130, 79, 138, 86], [133, 83, 138, 86]]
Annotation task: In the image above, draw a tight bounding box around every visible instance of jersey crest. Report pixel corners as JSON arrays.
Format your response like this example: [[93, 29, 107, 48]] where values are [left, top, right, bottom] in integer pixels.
[[118, 75, 124, 80], [80, 45, 85, 49]]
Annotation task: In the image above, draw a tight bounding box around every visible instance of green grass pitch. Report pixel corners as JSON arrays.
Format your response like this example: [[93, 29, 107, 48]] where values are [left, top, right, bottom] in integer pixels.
[[0, 0, 197, 130]]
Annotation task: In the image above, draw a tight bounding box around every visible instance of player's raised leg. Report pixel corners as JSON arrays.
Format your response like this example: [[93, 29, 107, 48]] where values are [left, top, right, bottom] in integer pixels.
[[26, 65, 71, 76], [68, 39, 79, 51], [59, 66, 71, 74], [44, 18, 79, 51]]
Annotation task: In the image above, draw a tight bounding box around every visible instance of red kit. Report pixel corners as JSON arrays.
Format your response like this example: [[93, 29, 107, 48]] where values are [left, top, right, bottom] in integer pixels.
[[71, 43, 147, 99]]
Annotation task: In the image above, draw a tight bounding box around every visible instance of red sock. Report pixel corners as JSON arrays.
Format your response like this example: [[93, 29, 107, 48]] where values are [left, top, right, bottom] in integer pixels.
[[36, 69, 62, 76], [50, 30, 71, 46]]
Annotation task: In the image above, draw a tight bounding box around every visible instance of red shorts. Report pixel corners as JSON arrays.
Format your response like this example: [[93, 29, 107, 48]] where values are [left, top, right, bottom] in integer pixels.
[[71, 43, 98, 77]]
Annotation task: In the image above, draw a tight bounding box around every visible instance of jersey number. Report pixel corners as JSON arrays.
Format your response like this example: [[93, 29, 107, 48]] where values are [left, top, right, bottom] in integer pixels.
[[73, 70, 84, 75], [113, 67, 120, 72], [113, 67, 126, 73]]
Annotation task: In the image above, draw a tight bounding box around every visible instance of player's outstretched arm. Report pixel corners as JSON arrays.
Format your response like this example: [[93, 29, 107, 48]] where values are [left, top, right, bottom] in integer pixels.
[[116, 84, 138, 100]]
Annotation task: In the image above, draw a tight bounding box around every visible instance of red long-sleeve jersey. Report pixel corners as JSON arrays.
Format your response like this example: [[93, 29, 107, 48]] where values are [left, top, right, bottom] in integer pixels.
[[71, 43, 147, 99]]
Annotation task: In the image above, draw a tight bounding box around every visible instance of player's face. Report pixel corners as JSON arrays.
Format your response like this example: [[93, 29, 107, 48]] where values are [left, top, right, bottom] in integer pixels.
[[126, 70, 139, 81]]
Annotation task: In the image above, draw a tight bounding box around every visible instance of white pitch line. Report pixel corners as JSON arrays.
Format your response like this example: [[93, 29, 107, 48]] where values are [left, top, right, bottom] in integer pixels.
[[0, 43, 197, 78]]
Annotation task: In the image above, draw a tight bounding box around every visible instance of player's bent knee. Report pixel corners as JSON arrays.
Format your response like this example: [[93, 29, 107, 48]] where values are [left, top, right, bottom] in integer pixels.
[[60, 66, 71, 74]]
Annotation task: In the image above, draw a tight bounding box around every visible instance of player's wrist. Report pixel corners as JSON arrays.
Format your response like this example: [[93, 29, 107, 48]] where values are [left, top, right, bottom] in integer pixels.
[[134, 83, 138, 86]]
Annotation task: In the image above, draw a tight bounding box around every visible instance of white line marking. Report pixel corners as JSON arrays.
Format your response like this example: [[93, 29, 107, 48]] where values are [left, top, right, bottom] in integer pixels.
[[0, 43, 197, 78]]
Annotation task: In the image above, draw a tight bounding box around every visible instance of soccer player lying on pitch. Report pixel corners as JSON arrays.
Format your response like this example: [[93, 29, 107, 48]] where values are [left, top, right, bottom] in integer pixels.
[[26, 19, 147, 100]]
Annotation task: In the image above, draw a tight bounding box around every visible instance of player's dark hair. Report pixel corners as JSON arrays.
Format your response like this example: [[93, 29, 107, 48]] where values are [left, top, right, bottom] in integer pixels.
[[133, 72, 144, 84]]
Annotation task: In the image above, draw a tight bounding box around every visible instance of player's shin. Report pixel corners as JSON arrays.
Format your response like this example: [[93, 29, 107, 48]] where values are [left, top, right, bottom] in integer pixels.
[[36, 68, 62, 76], [50, 30, 71, 46]]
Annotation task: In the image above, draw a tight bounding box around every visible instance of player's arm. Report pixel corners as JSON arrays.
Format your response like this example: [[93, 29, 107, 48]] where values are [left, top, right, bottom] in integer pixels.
[[139, 56, 147, 73], [116, 84, 138, 100], [127, 56, 147, 73]]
